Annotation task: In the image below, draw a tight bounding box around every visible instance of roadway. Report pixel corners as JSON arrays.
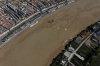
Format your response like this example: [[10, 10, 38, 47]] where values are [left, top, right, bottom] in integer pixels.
[[0, 0, 100, 66]]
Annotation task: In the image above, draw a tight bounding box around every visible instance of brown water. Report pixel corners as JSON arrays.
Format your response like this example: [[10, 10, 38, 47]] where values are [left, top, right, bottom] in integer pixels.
[[0, 0, 100, 66]]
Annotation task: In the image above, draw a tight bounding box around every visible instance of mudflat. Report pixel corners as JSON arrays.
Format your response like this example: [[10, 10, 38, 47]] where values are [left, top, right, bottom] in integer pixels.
[[0, 0, 100, 66]]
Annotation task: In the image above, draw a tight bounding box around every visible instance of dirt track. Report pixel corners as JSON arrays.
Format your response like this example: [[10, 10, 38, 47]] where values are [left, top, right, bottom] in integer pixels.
[[0, 0, 100, 66]]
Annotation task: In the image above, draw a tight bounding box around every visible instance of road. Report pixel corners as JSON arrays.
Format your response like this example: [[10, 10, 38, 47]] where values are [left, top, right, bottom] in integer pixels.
[[0, 0, 100, 66], [0, 1, 66, 45], [64, 32, 95, 66]]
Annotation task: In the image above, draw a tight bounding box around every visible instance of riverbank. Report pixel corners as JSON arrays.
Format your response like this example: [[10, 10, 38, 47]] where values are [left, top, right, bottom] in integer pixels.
[[0, 0, 100, 66]]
